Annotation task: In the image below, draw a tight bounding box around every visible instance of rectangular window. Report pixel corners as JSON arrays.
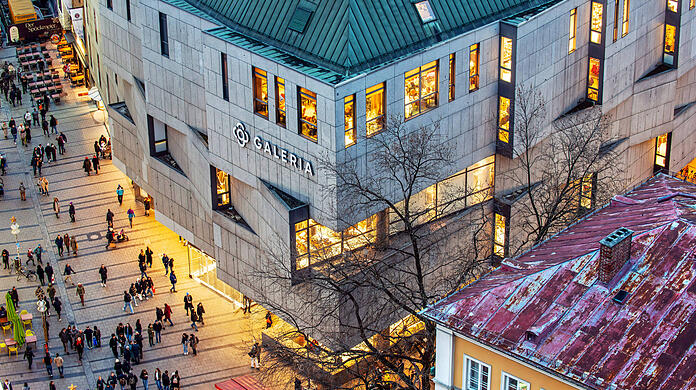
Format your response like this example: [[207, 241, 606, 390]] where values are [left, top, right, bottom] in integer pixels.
[[590, 2, 604, 44], [126, 0, 131, 21], [344, 95, 356, 148], [214, 168, 231, 208], [275, 77, 286, 127], [294, 216, 377, 269], [147, 115, 168, 156], [664, 24, 677, 65], [494, 213, 506, 258], [404, 61, 438, 119], [253, 67, 268, 118], [464, 356, 491, 390], [498, 96, 510, 143], [569, 8, 577, 52], [502, 373, 530, 390], [159, 12, 169, 57], [499, 37, 513, 82], [221, 53, 229, 101], [613, 0, 620, 42], [577, 174, 594, 210], [588, 57, 601, 101], [668, 0, 679, 12], [469, 43, 479, 91], [448, 53, 455, 101], [691, 0, 694, 9], [107, 0, 112, 10], [298, 87, 318, 142], [366, 82, 385, 137], [621, 0, 630, 36], [655, 133, 670, 171]]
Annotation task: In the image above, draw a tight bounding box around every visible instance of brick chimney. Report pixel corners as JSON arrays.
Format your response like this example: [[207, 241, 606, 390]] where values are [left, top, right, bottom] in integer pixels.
[[598, 227, 633, 283]]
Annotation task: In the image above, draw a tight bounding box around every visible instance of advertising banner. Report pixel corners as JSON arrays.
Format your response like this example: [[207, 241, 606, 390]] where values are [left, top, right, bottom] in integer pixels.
[[68, 7, 84, 40], [9, 17, 62, 43]]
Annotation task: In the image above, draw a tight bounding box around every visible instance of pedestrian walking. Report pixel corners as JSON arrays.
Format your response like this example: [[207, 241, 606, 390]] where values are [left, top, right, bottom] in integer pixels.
[[181, 334, 189, 355], [249, 342, 260, 369], [169, 270, 177, 293], [109, 334, 119, 358], [68, 202, 75, 222], [97, 376, 105, 390], [49, 381, 56, 390], [63, 233, 70, 254], [43, 352, 53, 377], [189, 310, 198, 331], [144, 198, 151, 216], [1, 379, 12, 390], [162, 371, 170, 390], [84, 326, 94, 349], [117, 185, 124, 205], [163, 304, 174, 326], [41, 118, 48, 136], [75, 335, 84, 361], [45, 265, 54, 285], [94, 141, 100, 157], [32, 107, 38, 126], [154, 369, 162, 390], [189, 334, 198, 355], [197, 302, 205, 325], [33, 244, 43, 264], [19, 182, 26, 201], [70, 236, 78, 256], [57, 133, 65, 154], [63, 263, 75, 286], [76, 283, 85, 306], [107, 209, 115, 227], [140, 370, 149, 390], [183, 293, 193, 315], [99, 264, 108, 286], [54, 235, 64, 257], [145, 246, 153, 268], [153, 320, 162, 343], [95, 325, 102, 347], [92, 154, 99, 174], [171, 371, 180, 390], [83, 157, 92, 175], [123, 291, 134, 314], [49, 115, 57, 134], [23, 345, 34, 369], [54, 354, 63, 378], [36, 264, 45, 285], [1, 249, 8, 270], [127, 208, 135, 228], [39, 177, 49, 196], [52, 197, 60, 218], [147, 324, 154, 347]]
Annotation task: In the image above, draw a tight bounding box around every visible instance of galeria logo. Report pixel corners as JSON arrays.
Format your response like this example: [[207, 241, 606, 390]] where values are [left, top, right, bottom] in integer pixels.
[[234, 122, 250, 147]]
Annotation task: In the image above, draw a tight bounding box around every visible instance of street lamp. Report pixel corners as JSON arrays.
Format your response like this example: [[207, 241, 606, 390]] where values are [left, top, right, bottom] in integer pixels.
[[10, 216, 20, 267], [36, 298, 48, 349]]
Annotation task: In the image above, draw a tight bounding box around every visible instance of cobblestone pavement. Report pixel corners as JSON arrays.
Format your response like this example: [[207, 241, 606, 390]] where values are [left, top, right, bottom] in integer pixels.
[[0, 45, 266, 390]]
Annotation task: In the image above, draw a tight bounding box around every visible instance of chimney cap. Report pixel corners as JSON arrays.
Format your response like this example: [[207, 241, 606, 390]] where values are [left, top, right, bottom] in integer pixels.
[[599, 227, 634, 248]]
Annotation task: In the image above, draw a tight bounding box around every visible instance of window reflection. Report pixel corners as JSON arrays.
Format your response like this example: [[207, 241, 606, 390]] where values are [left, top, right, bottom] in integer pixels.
[[498, 96, 510, 143], [499, 37, 513, 82], [344, 95, 356, 147], [405, 61, 439, 119], [276, 77, 286, 127], [587, 57, 601, 101], [294, 216, 377, 269], [469, 43, 479, 91], [366, 82, 385, 136], [298, 87, 318, 141], [253, 67, 268, 118]]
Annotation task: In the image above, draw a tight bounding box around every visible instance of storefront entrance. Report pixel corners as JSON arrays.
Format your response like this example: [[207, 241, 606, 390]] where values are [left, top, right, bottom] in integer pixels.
[[187, 244, 244, 305]]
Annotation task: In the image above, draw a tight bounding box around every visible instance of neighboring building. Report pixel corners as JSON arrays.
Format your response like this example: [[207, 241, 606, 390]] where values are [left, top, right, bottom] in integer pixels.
[[90, 0, 696, 366], [423, 174, 696, 390]]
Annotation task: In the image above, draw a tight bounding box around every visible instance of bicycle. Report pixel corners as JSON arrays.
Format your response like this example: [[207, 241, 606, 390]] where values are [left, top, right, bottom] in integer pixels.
[[16, 266, 37, 282]]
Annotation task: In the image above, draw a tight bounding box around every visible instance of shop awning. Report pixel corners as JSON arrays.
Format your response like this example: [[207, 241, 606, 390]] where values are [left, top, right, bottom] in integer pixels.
[[214, 375, 267, 390]]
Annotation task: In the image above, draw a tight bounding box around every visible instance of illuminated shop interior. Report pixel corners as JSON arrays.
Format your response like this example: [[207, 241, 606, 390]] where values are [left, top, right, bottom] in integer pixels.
[[299, 87, 318, 141], [366, 82, 385, 137], [404, 61, 438, 119]]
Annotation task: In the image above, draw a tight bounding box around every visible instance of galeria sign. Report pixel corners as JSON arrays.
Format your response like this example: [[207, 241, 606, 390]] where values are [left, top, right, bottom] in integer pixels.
[[233, 122, 314, 176]]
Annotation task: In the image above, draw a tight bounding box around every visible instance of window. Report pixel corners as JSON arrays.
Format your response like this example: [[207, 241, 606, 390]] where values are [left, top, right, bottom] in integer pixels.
[[288, 1, 317, 33], [502, 373, 530, 390], [213, 168, 231, 208], [221, 53, 229, 101], [668, 0, 679, 12], [275, 77, 286, 127], [494, 213, 506, 258], [621, 0, 630, 36], [654, 133, 671, 172], [691, 0, 694, 9], [404, 61, 438, 119], [448, 53, 455, 101], [159, 12, 169, 57], [664, 24, 677, 65], [499, 37, 513, 82], [252, 67, 268, 118], [613, 0, 620, 42], [344, 95, 356, 148], [590, 2, 604, 44], [125, 0, 131, 21], [414, 1, 436, 23], [569, 8, 577, 52], [107, 0, 112, 10], [298, 87, 318, 142], [366, 82, 385, 136], [294, 215, 377, 269], [587, 57, 601, 101], [464, 356, 490, 390], [498, 96, 510, 143], [469, 43, 479, 91], [147, 115, 167, 155], [576, 174, 595, 211]]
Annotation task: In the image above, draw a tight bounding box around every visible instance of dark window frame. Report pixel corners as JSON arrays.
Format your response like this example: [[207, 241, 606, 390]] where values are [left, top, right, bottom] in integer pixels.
[[221, 53, 229, 101], [252, 67, 269, 118], [469, 43, 480, 91], [275, 76, 286, 127], [448, 53, 455, 101], [107, 0, 112, 10], [653, 132, 672, 174], [298, 87, 318, 142], [126, 0, 131, 21], [147, 115, 168, 157], [344, 94, 356, 148], [209, 166, 253, 232], [159, 12, 169, 58]]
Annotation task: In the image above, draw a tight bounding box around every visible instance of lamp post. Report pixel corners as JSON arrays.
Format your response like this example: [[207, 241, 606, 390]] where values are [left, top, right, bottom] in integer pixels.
[[36, 298, 48, 348], [10, 216, 20, 267]]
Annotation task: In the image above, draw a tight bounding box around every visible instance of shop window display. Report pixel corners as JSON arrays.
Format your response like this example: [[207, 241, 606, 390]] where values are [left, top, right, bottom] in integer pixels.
[[298, 87, 318, 142], [587, 57, 601, 101], [664, 24, 676, 65], [655, 134, 669, 168], [344, 95, 356, 147], [276, 77, 286, 127], [469, 43, 479, 91], [590, 2, 604, 44], [498, 96, 510, 143], [499, 37, 513, 82], [366, 82, 385, 137], [294, 216, 377, 269], [253, 67, 268, 118], [215, 168, 231, 207], [404, 61, 438, 119]]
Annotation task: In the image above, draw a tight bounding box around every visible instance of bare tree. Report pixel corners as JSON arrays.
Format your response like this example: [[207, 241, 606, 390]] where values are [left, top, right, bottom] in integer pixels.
[[252, 116, 493, 389], [505, 85, 624, 254]]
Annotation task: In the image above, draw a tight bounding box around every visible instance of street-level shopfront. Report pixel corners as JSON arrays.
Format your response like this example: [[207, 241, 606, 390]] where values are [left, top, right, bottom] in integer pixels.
[[187, 243, 244, 305]]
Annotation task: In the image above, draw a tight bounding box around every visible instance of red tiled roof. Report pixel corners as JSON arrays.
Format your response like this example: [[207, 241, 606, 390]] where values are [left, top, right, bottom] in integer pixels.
[[423, 174, 696, 390]]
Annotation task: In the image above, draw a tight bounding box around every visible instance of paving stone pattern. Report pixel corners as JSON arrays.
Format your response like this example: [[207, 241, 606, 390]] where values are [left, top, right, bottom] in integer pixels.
[[0, 45, 266, 390]]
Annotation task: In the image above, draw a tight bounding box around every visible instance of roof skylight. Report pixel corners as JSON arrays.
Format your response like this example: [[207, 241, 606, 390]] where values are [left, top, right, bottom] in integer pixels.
[[288, 0, 318, 33], [414, 1, 436, 23]]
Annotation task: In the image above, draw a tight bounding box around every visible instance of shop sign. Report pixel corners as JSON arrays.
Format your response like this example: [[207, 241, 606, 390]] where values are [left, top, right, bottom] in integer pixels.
[[233, 122, 315, 176], [9, 18, 62, 42], [69, 8, 84, 39]]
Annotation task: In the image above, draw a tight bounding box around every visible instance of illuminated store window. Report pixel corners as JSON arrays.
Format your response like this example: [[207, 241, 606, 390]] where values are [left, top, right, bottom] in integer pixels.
[[613, 0, 619, 42], [405, 61, 438, 119], [298, 87, 318, 142], [502, 373, 530, 390], [253, 67, 268, 118], [569, 8, 577, 52], [498, 96, 510, 143], [464, 355, 491, 390], [389, 156, 495, 233], [587, 57, 601, 101], [578, 174, 595, 211], [664, 24, 677, 65], [448, 53, 455, 101], [344, 95, 356, 148], [469, 43, 479, 91], [366, 82, 385, 137], [622, 0, 630, 36], [494, 213, 506, 258], [654, 133, 671, 173], [275, 77, 286, 127], [294, 215, 377, 269], [210, 167, 251, 230], [668, 0, 679, 12], [499, 37, 513, 82], [590, 2, 604, 44]]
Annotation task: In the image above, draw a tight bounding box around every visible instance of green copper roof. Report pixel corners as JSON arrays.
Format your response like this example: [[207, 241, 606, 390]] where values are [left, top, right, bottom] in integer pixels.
[[180, 0, 556, 82]]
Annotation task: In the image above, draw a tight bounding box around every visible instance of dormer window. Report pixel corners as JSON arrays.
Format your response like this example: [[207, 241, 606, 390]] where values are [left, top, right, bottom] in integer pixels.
[[414, 1, 436, 23], [288, 0, 317, 33]]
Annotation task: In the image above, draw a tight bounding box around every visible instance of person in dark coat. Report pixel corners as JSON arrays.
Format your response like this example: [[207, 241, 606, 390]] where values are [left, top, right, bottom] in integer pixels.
[[94, 141, 100, 157], [36, 264, 45, 286], [83, 157, 91, 175], [52, 296, 62, 321], [68, 202, 76, 222], [91, 155, 99, 174]]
